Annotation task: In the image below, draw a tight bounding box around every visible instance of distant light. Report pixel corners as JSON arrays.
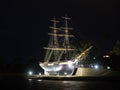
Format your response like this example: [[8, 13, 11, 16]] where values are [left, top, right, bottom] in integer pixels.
[[106, 55, 110, 58], [64, 72, 67, 75], [80, 64, 84, 67], [103, 55, 110, 58], [93, 57, 96, 60], [94, 65, 99, 69], [90, 64, 94, 68], [39, 73, 41, 75], [107, 66, 110, 70], [28, 79, 32, 81], [28, 71, 33, 75], [37, 79, 42, 82]]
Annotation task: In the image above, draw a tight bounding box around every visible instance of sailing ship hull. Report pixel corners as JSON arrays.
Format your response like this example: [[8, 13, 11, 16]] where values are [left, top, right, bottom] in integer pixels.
[[75, 67, 109, 76], [40, 62, 109, 76], [40, 61, 75, 75]]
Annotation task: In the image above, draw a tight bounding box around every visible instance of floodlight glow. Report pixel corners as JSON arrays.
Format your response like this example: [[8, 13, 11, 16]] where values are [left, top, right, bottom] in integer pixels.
[[94, 65, 99, 69], [29, 71, 33, 75], [64, 72, 67, 75], [28, 79, 32, 81], [42, 65, 63, 72], [37, 79, 42, 82], [68, 61, 74, 69], [107, 66, 110, 70], [39, 73, 41, 75]]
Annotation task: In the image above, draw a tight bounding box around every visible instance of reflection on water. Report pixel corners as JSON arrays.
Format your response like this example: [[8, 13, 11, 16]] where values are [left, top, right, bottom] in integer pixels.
[[27, 79, 120, 90], [37, 79, 42, 82], [0, 77, 120, 90]]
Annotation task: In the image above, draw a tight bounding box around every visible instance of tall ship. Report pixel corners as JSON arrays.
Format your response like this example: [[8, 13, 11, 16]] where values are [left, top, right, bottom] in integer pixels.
[[39, 15, 93, 76]]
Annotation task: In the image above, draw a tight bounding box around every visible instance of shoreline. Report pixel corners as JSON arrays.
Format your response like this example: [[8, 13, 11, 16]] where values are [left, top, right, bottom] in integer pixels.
[[27, 75, 120, 81], [1, 71, 120, 81]]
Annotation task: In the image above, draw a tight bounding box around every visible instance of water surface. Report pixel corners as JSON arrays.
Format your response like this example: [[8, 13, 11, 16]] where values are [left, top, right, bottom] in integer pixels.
[[0, 77, 120, 90]]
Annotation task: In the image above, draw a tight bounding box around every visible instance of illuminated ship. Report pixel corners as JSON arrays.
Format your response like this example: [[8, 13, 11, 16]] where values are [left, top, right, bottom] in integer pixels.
[[39, 15, 92, 75]]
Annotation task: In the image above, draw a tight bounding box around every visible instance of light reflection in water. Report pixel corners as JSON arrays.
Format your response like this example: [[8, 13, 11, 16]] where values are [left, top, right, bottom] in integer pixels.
[[28, 79, 32, 81], [36, 80, 87, 90], [37, 79, 42, 82], [2, 77, 119, 90], [28, 80, 120, 90]]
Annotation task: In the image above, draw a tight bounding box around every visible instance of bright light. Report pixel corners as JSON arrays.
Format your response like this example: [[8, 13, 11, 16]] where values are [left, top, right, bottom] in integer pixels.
[[103, 55, 110, 58], [39, 73, 41, 75], [94, 65, 99, 69], [37, 79, 42, 82], [28, 71, 33, 75], [64, 72, 67, 75], [68, 61, 74, 69], [28, 79, 32, 81], [105, 55, 110, 58], [43, 65, 63, 72], [107, 66, 110, 70]]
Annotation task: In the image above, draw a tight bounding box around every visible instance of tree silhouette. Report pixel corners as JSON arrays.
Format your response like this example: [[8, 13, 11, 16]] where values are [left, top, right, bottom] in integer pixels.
[[113, 40, 120, 56], [71, 38, 102, 64]]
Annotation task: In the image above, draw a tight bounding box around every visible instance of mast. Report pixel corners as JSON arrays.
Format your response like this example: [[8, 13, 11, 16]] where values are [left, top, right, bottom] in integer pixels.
[[50, 16, 59, 46], [45, 15, 74, 51], [62, 15, 73, 60], [44, 17, 60, 63]]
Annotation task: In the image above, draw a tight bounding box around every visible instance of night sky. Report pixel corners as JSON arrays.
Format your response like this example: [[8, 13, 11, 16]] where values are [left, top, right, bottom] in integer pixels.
[[0, 0, 120, 63]]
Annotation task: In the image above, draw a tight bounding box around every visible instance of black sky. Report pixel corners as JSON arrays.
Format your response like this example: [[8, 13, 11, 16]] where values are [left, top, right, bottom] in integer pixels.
[[0, 0, 120, 63]]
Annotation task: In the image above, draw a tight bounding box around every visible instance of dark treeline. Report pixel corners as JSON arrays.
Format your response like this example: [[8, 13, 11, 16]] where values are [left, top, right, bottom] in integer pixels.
[[103, 53, 120, 70], [103, 40, 120, 70], [71, 39, 120, 70], [0, 54, 120, 74], [0, 57, 43, 74]]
